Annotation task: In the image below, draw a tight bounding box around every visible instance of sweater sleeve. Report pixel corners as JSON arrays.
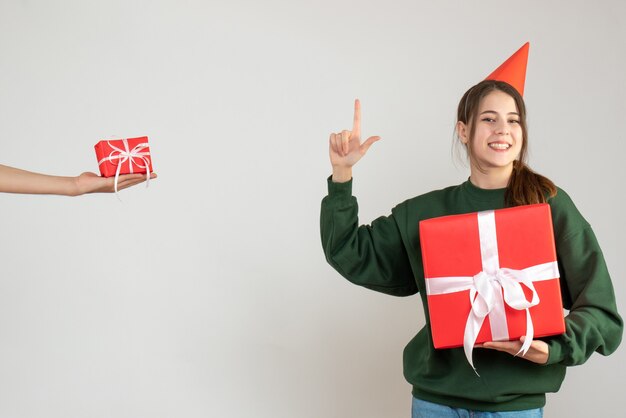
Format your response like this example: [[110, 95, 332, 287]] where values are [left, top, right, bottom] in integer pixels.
[[320, 177, 417, 297], [545, 191, 623, 366]]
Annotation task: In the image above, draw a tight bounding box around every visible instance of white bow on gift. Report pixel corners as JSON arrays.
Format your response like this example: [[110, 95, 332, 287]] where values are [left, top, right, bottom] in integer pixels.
[[98, 138, 151, 197], [425, 210, 560, 374]]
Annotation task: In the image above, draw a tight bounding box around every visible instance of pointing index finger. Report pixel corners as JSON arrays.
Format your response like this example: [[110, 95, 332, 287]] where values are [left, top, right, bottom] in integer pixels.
[[352, 99, 361, 138]]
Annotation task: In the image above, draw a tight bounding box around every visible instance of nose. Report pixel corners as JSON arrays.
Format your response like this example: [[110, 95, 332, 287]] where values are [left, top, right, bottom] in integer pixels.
[[495, 120, 510, 136]]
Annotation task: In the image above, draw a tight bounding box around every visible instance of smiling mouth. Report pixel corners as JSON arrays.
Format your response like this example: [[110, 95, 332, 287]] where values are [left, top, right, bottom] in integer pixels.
[[488, 143, 511, 150]]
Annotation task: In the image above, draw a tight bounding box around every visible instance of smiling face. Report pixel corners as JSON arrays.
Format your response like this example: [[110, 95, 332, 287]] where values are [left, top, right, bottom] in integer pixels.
[[457, 89, 525, 175]]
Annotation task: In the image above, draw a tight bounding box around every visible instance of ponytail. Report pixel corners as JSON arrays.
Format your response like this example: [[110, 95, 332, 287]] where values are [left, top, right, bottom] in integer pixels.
[[505, 160, 557, 206]]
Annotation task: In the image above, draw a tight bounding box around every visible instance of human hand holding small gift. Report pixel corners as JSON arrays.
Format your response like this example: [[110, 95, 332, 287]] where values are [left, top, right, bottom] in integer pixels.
[[94, 136, 154, 194], [74, 171, 157, 195], [0, 164, 156, 196], [1, 136, 156, 196]]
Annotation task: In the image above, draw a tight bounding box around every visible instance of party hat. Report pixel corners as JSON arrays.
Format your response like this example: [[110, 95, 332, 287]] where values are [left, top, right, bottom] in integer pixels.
[[485, 42, 529, 96]]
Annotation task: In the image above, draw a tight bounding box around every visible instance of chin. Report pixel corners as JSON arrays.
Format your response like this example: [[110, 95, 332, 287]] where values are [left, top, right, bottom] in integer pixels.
[[479, 161, 515, 170]]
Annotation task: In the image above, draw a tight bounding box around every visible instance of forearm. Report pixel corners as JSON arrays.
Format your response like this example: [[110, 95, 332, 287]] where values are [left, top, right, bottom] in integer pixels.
[[547, 305, 623, 366], [320, 177, 417, 296], [0, 164, 78, 196], [546, 227, 623, 365]]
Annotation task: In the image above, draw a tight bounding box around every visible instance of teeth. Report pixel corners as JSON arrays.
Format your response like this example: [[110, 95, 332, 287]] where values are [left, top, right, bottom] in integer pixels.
[[489, 143, 510, 150]]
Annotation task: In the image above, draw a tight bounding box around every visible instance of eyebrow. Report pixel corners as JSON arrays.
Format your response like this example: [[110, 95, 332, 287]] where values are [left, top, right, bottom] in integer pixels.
[[480, 110, 520, 116]]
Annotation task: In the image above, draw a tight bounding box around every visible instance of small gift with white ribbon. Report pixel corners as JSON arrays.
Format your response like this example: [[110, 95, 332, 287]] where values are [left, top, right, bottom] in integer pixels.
[[94, 136, 153, 195], [419, 204, 565, 374]]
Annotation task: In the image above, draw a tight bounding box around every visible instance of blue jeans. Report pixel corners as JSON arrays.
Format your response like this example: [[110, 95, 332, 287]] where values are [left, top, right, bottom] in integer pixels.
[[412, 397, 543, 418]]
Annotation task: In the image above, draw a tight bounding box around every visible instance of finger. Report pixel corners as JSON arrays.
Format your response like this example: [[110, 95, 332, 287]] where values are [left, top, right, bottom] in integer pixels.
[[332, 133, 344, 157], [115, 174, 146, 186], [341, 130, 351, 155], [331, 133, 342, 156], [482, 341, 520, 354], [116, 173, 145, 183], [115, 179, 144, 191], [352, 99, 361, 138], [123, 172, 156, 180], [116, 172, 157, 189], [329, 133, 337, 154], [117, 179, 146, 191], [118, 175, 148, 184], [360, 135, 381, 154], [483, 341, 518, 349]]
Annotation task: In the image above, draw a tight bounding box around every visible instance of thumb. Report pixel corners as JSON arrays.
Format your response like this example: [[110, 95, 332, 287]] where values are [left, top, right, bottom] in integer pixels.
[[360, 136, 381, 154]]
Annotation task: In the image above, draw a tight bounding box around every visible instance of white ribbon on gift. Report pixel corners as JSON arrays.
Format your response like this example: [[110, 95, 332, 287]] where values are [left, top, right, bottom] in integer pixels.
[[98, 138, 151, 197], [424, 210, 560, 374]]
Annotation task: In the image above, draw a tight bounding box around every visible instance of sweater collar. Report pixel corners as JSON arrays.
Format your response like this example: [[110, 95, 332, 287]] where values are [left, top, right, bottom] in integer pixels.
[[460, 178, 506, 205]]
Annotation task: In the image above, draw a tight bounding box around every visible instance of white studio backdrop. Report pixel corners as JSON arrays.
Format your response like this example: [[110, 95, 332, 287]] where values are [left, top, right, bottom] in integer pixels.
[[0, 1, 624, 417]]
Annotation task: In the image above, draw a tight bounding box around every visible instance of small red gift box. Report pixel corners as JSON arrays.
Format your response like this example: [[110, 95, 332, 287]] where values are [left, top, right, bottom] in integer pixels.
[[419, 204, 565, 367], [94, 136, 153, 178]]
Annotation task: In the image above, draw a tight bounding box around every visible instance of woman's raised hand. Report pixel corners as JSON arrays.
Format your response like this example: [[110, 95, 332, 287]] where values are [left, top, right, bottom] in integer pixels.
[[329, 99, 380, 182]]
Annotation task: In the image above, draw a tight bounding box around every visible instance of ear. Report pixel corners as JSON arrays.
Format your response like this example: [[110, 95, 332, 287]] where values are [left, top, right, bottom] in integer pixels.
[[456, 121, 469, 144]]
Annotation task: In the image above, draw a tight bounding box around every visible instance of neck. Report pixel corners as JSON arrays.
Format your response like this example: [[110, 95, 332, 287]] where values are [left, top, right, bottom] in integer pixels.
[[469, 164, 513, 189]]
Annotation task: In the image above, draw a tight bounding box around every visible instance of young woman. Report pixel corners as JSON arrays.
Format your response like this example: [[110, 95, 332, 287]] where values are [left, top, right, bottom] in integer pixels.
[[320, 55, 622, 415], [0, 164, 156, 195]]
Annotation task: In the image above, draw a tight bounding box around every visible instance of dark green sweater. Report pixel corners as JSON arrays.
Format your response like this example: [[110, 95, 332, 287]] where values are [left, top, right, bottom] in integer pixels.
[[320, 177, 622, 411]]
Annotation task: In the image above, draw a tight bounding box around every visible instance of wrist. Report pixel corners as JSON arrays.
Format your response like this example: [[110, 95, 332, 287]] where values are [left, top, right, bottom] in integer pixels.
[[332, 166, 352, 183], [67, 176, 82, 196]]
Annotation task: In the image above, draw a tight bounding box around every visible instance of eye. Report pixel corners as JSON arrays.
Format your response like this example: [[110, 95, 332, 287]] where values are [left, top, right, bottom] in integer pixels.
[[508, 119, 520, 124], [481, 118, 495, 123]]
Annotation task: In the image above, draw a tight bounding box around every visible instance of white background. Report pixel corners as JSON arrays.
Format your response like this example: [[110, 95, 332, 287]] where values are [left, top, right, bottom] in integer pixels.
[[0, 1, 624, 417]]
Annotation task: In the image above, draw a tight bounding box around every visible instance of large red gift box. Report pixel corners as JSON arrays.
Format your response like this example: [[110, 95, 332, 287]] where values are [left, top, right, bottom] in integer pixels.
[[419, 204, 565, 359], [94, 136, 153, 178]]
